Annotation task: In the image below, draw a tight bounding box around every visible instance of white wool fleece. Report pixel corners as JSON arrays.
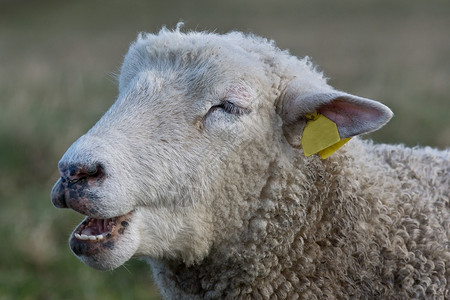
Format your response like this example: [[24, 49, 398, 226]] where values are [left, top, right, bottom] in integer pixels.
[[53, 26, 449, 299]]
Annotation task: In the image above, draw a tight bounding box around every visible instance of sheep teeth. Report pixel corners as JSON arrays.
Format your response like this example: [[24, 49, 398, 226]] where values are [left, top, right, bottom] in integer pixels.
[[74, 233, 105, 241]]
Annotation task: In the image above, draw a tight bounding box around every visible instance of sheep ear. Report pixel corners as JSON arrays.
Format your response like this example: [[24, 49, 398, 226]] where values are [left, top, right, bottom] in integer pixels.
[[281, 91, 393, 138], [280, 90, 393, 157]]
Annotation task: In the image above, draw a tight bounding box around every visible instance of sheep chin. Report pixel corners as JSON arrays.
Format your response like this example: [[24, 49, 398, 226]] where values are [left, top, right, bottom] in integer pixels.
[[68, 211, 138, 271]]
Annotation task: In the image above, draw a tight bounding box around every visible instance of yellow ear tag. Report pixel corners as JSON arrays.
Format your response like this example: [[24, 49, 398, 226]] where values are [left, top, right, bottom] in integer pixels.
[[302, 112, 351, 159]]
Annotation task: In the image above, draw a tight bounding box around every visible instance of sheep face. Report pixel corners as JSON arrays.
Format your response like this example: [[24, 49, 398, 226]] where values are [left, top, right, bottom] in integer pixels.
[[51, 30, 392, 271], [50, 32, 286, 270]]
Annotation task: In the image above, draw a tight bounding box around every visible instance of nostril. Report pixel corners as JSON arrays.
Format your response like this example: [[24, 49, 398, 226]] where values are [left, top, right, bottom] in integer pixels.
[[86, 163, 102, 177], [59, 162, 104, 183]]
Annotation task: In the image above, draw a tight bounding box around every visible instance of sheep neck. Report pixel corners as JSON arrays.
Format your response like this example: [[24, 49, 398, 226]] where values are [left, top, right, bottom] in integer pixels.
[[147, 143, 380, 299]]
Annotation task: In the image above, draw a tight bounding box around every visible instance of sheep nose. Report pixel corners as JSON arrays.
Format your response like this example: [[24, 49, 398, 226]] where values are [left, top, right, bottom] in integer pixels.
[[51, 162, 105, 209], [58, 162, 104, 183]]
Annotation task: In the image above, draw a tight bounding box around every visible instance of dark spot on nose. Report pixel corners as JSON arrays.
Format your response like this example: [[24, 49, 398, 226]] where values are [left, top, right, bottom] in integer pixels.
[[118, 228, 125, 235], [51, 179, 67, 208], [58, 162, 105, 184], [52, 161, 106, 215], [69, 190, 78, 200]]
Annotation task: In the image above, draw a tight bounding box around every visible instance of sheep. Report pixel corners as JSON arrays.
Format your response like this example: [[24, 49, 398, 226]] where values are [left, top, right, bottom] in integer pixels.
[[51, 26, 450, 299]]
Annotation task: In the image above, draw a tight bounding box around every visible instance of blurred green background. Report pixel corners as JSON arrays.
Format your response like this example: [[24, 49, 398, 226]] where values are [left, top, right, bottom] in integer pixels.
[[1, 0, 449, 299]]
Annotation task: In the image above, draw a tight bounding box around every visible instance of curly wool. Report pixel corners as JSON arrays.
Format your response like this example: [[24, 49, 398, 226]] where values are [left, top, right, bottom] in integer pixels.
[[125, 28, 449, 299], [54, 26, 449, 299], [147, 136, 449, 299]]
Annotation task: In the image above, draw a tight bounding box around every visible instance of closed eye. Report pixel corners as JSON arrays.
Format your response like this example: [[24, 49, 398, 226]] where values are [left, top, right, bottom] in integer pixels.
[[211, 100, 249, 116]]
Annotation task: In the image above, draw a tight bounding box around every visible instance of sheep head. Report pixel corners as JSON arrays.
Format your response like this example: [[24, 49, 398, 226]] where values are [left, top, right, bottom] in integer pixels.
[[50, 28, 392, 271]]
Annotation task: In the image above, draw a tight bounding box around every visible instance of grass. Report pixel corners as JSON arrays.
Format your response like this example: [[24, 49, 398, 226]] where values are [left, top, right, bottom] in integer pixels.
[[0, 0, 449, 299]]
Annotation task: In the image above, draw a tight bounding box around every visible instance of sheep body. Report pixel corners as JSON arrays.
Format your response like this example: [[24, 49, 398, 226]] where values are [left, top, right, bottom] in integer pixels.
[[51, 27, 449, 299], [149, 139, 449, 299]]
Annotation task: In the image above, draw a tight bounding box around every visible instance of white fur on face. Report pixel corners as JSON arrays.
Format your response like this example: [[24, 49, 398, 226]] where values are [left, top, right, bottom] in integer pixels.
[[51, 27, 450, 300], [58, 25, 393, 271], [55, 28, 299, 269]]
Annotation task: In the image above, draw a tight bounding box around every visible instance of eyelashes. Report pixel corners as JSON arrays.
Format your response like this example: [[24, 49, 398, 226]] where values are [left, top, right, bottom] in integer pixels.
[[210, 100, 249, 116], [201, 100, 250, 128], [219, 101, 244, 115]]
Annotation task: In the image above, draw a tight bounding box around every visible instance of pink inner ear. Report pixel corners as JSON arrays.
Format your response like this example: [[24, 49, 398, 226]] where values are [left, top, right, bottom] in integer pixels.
[[319, 99, 382, 128]]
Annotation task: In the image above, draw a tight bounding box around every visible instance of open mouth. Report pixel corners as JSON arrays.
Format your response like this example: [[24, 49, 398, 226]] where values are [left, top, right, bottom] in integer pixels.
[[70, 211, 134, 258], [68, 210, 137, 270], [72, 212, 132, 242], [74, 217, 121, 241]]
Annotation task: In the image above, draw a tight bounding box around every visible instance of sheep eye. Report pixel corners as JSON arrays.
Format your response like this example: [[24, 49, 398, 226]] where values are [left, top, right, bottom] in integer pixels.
[[212, 100, 248, 116]]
